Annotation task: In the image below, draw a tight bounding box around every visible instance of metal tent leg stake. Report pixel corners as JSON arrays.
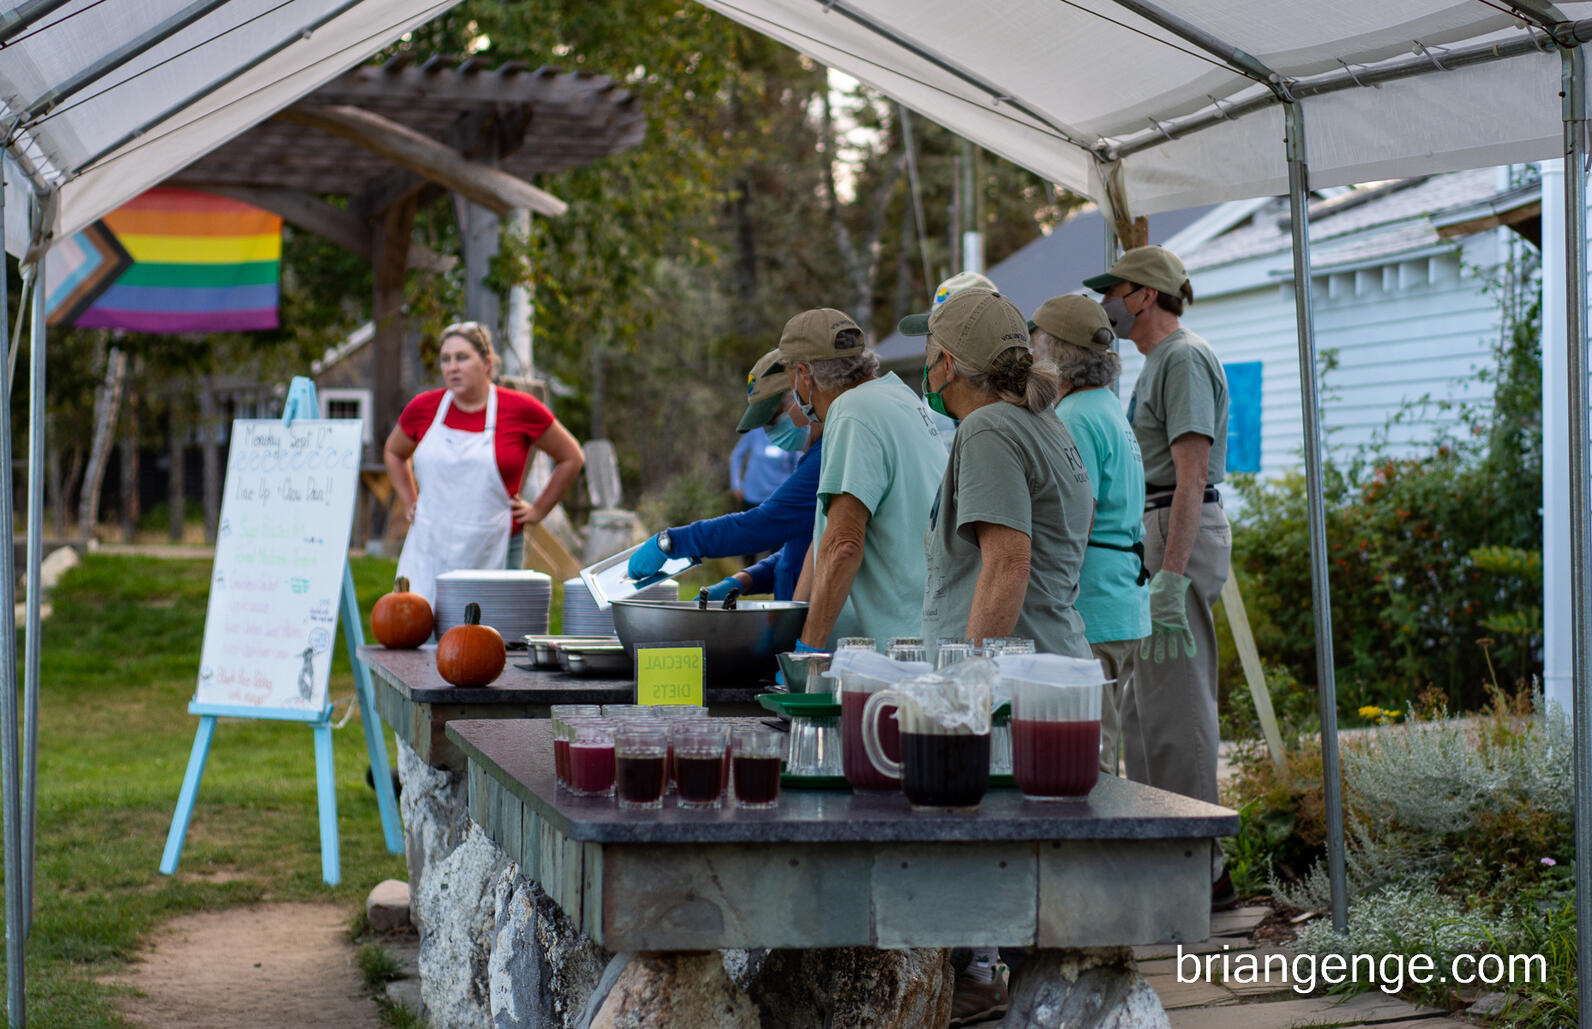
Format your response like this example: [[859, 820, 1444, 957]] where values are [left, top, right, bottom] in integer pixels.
[[1282, 101, 1348, 933], [0, 174, 26, 1029], [1556, 40, 1592, 1029]]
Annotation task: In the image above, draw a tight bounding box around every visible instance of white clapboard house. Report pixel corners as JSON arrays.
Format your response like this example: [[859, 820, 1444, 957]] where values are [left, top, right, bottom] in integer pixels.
[[876, 165, 1537, 490]]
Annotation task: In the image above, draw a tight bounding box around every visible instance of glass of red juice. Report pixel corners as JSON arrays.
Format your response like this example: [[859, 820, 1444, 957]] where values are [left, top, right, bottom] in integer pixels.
[[732, 727, 784, 809], [614, 725, 668, 810], [567, 720, 617, 797], [673, 725, 729, 809], [550, 705, 601, 788], [1010, 676, 1103, 800]]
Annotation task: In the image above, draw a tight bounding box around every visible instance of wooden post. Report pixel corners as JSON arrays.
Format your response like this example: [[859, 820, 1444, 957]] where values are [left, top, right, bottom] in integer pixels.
[[200, 377, 219, 545], [372, 197, 418, 443], [168, 394, 185, 543], [452, 191, 503, 359]]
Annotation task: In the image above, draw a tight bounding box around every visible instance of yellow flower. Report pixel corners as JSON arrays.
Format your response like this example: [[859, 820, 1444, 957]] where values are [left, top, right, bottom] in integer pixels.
[[1358, 705, 1383, 719], [1384, 709, 1402, 718]]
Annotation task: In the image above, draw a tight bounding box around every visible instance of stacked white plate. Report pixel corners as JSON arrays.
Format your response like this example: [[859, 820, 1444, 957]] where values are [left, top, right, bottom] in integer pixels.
[[561, 577, 679, 635], [434, 570, 553, 641]]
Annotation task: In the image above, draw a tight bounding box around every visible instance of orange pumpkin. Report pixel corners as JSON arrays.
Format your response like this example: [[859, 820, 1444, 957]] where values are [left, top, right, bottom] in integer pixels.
[[371, 577, 434, 649], [436, 602, 505, 687]]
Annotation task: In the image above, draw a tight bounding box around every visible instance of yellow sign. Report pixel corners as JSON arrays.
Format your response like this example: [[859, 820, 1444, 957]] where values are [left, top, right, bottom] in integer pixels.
[[634, 644, 705, 706]]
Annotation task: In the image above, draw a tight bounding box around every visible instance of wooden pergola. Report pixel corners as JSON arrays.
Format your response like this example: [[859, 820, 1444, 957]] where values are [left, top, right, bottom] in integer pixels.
[[170, 53, 646, 433]]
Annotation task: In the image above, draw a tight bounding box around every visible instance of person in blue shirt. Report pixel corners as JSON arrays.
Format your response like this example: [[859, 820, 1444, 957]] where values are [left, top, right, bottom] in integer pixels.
[[628, 350, 821, 600], [729, 426, 801, 509]]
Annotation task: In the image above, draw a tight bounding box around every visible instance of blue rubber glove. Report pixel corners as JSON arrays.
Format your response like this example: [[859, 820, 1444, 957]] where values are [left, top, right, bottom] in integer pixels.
[[627, 534, 669, 580], [795, 639, 822, 654], [701, 576, 741, 602]]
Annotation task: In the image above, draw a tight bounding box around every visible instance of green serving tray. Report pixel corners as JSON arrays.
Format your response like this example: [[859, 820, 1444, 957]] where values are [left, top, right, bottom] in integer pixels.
[[757, 691, 841, 717]]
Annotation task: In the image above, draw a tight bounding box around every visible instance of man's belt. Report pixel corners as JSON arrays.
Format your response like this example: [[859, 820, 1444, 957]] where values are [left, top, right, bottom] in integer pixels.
[[1145, 485, 1222, 511]]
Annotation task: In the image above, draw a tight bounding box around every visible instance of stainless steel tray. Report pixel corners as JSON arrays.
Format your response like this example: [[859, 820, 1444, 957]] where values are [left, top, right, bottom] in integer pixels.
[[579, 543, 698, 610]]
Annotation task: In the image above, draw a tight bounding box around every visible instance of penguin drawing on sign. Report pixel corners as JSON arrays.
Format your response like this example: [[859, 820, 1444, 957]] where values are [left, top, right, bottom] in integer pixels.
[[297, 646, 315, 702]]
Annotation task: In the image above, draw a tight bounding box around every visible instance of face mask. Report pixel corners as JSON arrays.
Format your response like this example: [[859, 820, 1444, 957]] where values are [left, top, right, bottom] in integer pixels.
[[766, 411, 809, 452], [922, 362, 951, 419], [1102, 289, 1140, 338], [795, 373, 820, 423]]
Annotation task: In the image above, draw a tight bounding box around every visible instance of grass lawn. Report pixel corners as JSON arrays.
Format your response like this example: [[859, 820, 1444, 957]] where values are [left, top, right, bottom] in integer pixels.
[[7, 552, 407, 1028]]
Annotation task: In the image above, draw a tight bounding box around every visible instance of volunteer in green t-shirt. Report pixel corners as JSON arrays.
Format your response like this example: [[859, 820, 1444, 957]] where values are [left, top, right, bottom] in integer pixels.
[[777, 308, 946, 649], [1085, 245, 1234, 910], [1029, 295, 1150, 775], [900, 287, 1094, 659]]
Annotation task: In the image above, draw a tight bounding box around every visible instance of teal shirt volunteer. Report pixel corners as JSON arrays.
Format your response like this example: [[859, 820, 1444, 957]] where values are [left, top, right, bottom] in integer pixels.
[[1055, 388, 1151, 644], [813, 372, 947, 645]]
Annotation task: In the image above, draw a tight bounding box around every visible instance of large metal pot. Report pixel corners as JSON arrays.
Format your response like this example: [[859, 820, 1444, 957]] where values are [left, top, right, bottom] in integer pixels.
[[610, 599, 808, 685]]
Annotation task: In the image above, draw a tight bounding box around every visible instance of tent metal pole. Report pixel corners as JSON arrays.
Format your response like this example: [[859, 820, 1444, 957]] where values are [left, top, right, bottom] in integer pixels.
[[0, 167, 22, 1029], [1557, 40, 1592, 1029], [21, 229, 44, 941], [1282, 101, 1348, 933], [0, 0, 73, 46]]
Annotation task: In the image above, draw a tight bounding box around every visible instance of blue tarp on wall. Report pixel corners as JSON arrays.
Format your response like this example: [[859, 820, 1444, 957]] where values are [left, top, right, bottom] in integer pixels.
[[1225, 361, 1262, 474]]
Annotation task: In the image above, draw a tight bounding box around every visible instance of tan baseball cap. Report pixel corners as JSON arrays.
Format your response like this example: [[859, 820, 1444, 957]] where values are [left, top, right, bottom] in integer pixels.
[[1029, 295, 1116, 352], [737, 349, 791, 433], [1083, 244, 1189, 297], [905, 288, 1029, 372], [776, 308, 866, 364], [897, 271, 997, 336]]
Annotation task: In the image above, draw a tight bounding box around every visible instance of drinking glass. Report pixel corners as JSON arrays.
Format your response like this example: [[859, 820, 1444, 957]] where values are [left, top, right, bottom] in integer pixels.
[[673, 725, 729, 809], [550, 704, 601, 787], [886, 637, 926, 663], [732, 728, 784, 809], [614, 725, 668, 810], [566, 719, 617, 797], [835, 637, 876, 651], [935, 641, 974, 669]]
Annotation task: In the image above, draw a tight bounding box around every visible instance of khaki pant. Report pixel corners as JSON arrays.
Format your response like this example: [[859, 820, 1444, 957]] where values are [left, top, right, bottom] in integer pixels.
[[1091, 638, 1136, 775], [1118, 501, 1230, 806]]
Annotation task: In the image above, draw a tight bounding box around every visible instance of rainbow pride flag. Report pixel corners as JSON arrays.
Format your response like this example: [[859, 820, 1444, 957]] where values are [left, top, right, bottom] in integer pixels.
[[62, 188, 282, 333]]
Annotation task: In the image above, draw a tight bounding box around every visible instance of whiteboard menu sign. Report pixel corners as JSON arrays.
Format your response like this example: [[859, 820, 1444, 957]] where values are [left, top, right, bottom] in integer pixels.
[[195, 419, 362, 712]]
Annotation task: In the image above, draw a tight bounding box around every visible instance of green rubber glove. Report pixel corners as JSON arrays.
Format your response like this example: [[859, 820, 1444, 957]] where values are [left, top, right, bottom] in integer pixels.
[[1141, 569, 1196, 663]]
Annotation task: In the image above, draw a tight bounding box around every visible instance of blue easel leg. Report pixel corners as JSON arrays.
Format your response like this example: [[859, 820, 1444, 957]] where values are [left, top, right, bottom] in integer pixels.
[[313, 722, 340, 885], [160, 716, 218, 875], [341, 563, 403, 854]]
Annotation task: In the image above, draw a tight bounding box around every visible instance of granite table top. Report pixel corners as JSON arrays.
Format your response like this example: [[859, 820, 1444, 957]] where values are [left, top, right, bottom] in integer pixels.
[[446, 718, 1240, 846], [357, 644, 767, 706]]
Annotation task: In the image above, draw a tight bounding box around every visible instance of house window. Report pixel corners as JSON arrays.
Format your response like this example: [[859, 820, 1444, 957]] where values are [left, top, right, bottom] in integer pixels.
[[320, 388, 373, 444]]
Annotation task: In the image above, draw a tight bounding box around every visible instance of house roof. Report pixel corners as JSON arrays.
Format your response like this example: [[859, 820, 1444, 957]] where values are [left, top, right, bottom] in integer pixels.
[[874, 202, 1214, 363]]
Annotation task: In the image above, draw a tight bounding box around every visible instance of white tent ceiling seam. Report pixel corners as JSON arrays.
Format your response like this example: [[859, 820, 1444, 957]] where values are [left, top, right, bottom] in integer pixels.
[[0, 0, 466, 256]]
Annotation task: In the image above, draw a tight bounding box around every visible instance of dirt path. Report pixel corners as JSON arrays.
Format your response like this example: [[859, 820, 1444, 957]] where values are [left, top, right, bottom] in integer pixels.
[[111, 902, 380, 1029]]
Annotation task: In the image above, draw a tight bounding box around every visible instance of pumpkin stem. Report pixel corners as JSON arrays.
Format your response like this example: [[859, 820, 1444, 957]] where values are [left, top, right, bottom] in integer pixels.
[[394, 576, 410, 593], [465, 601, 482, 625]]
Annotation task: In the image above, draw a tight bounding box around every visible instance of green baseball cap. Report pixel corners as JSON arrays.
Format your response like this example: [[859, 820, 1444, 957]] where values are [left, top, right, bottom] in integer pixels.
[[897, 271, 997, 336], [1029, 295, 1116, 352], [1082, 245, 1189, 296], [776, 308, 866, 364], [737, 349, 791, 433], [912, 288, 1029, 372]]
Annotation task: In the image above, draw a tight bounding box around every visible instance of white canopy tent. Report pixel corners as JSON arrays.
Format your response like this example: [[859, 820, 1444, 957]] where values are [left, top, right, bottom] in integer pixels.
[[692, 1, 1592, 1022], [0, 2, 463, 1024]]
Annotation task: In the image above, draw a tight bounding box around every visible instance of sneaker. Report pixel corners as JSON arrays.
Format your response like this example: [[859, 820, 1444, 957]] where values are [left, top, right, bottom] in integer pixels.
[[949, 969, 1010, 1026], [1212, 869, 1239, 911]]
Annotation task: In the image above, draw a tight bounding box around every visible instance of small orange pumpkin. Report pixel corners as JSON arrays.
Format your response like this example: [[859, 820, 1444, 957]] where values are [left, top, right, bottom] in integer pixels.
[[436, 602, 505, 687], [371, 577, 434, 649]]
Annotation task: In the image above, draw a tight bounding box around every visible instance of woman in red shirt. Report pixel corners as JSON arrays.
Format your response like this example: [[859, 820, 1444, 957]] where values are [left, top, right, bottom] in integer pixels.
[[383, 321, 584, 605]]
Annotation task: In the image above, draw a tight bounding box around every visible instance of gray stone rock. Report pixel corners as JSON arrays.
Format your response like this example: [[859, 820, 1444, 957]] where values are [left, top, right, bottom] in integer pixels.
[[417, 824, 511, 1029], [719, 949, 767, 992], [367, 879, 413, 933], [489, 868, 611, 1029], [398, 736, 470, 934], [588, 952, 761, 1029], [1000, 947, 1169, 1029], [743, 946, 954, 1029]]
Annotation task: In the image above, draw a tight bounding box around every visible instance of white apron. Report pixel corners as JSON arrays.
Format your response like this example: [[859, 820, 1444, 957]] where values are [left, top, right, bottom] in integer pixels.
[[395, 387, 512, 609]]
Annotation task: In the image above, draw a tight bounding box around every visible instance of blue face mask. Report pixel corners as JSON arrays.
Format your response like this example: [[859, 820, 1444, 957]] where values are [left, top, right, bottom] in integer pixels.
[[766, 411, 809, 452]]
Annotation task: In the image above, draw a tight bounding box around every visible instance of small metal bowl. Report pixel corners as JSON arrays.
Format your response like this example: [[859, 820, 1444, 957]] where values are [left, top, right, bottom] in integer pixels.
[[776, 651, 833, 693]]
